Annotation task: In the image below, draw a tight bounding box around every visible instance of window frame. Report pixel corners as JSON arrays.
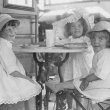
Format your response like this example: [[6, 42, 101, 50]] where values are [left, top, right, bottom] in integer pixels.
[[44, 0, 109, 6], [3, 0, 34, 11]]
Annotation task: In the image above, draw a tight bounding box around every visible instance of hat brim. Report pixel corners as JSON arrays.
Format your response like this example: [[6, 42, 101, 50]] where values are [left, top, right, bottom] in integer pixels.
[[0, 18, 20, 31], [87, 21, 110, 34], [87, 27, 110, 34]]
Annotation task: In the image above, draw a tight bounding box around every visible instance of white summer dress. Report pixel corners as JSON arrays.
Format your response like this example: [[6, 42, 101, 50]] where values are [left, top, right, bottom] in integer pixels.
[[74, 49, 110, 103], [0, 38, 41, 104], [60, 36, 94, 81]]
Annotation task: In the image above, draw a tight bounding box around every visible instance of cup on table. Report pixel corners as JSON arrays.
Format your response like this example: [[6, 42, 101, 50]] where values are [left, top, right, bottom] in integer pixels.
[[46, 30, 55, 47]]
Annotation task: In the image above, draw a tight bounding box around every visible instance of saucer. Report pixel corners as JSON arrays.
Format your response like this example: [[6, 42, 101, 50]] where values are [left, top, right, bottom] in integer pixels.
[[63, 43, 88, 49]]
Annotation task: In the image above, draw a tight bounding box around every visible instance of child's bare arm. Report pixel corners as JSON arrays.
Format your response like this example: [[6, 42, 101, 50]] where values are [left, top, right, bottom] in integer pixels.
[[85, 73, 101, 82], [80, 73, 101, 91], [10, 71, 35, 84]]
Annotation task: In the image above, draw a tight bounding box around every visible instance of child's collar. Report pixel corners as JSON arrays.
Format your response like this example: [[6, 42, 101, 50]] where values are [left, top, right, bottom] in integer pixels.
[[0, 38, 12, 48]]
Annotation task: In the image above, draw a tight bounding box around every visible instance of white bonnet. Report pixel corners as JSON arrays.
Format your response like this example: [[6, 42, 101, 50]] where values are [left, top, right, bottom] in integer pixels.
[[0, 14, 20, 31], [88, 21, 110, 34], [53, 8, 94, 39]]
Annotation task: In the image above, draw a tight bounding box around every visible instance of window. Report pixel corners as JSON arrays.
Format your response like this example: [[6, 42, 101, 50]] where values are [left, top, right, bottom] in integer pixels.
[[4, 0, 34, 11], [45, 0, 97, 5]]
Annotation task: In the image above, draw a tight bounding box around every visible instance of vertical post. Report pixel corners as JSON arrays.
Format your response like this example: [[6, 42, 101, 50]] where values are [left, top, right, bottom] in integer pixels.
[[35, 10, 42, 110], [35, 15, 38, 43], [44, 53, 49, 110], [33, 53, 42, 110]]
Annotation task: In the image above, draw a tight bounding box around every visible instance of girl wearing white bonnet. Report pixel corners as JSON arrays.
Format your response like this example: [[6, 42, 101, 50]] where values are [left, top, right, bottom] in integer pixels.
[[47, 9, 94, 110], [52, 8, 94, 86], [52, 8, 94, 80], [0, 14, 41, 105]]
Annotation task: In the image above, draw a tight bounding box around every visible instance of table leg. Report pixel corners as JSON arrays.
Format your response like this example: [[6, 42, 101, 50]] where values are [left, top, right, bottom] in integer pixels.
[[56, 91, 67, 110], [44, 53, 50, 110], [44, 86, 50, 110], [36, 92, 42, 110], [33, 53, 43, 110]]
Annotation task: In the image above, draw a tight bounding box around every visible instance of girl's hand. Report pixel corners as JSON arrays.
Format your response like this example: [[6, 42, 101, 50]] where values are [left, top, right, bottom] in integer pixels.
[[45, 82, 59, 93], [80, 78, 89, 91], [10, 71, 35, 84], [26, 77, 35, 84]]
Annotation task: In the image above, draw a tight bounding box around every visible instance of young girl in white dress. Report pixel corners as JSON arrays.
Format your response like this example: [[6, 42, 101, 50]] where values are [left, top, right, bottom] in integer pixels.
[[61, 17, 94, 81], [46, 21, 110, 107], [0, 14, 41, 105], [60, 17, 94, 110], [49, 10, 94, 110]]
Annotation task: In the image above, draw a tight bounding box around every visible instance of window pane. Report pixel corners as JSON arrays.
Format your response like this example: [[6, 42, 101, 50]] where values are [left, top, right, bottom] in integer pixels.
[[8, 0, 32, 7], [45, 0, 95, 5]]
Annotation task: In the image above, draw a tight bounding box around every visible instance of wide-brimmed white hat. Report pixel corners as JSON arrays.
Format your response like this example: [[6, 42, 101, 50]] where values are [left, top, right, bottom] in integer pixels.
[[53, 8, 94, 39], [0, 14, 20, 31], [88, 21, 110, 34]]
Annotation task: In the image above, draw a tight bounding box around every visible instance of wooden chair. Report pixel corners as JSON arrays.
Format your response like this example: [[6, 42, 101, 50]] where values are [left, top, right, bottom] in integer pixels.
[[69, 89, 110, 110]]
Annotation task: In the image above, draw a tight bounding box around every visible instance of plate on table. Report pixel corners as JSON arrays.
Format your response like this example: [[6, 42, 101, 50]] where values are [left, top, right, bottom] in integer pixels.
[[19, 44, 39, 48], [63, 43, 88, 49], [55, 42, 64, 47]]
